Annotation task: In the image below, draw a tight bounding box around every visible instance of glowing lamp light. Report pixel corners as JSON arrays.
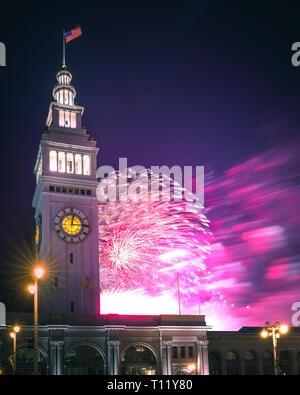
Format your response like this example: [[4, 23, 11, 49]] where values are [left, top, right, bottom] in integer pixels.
[[28, 284, 36, 295], [187, 364, 196, 372], [261, 330, 268, 338], [13, 326, 20, 333], [9, 332, 15, 339], [280, 324, 289, 334], [34, 267, 44, 279]]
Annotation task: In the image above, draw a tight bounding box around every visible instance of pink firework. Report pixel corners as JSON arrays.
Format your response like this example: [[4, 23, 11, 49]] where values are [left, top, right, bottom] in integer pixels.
[[98, 168, 214, 312]]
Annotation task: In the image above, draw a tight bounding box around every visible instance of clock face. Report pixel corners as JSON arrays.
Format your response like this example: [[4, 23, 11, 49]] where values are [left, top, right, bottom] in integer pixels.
[[54, 207, 90, 243]]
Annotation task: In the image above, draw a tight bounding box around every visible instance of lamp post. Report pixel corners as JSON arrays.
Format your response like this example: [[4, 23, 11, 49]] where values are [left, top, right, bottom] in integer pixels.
[[260, 321, 289, 375], [28, 266, 45, 375], [9, 325, 21, 374]]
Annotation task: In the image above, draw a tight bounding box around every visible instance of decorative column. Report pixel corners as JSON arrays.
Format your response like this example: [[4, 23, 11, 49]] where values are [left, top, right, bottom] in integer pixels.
[[108, 340, 120, 375], [196, 340, 209, 375], [166, 341, 173, 375], [107, 341, 114, 375], [160, 340, 168, 375], [49, 341, 64, 375], [196, 341, 203, 375], [202, 340, 209, 375], [56, 341, 64, 375]]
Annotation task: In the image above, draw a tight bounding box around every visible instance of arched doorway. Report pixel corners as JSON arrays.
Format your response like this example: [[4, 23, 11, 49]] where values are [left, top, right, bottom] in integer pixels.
[[64, 344, 105, 375], [225, 351, 240, 375], [120, 344, 157, 375], [15, 346, 48, 375], [209, 351, 221, 375], [244, 351, 257, 375]]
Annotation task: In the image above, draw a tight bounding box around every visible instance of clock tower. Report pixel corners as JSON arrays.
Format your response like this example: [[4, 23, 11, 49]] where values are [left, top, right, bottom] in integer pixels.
[[32, 65, 100, 315]]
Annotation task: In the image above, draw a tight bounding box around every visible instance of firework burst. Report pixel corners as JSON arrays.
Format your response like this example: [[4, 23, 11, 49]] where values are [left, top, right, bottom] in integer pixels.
[[98, 168, 214, 311]]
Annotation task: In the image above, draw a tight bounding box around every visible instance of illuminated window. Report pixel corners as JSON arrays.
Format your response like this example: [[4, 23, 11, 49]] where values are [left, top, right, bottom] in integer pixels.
[[59, 91, 63, 105], [67, 153, 74, 173], [71, 112, 76, 128], [83, 155, 91, 175], [64, 111, 70, 127], [58, 152, 65, 173], [59, 110, 71, 127], [59, 109, 64, 126], [64, 90, 68, 104], [49, 151, 57, 172], [75, 154, 82, 174]]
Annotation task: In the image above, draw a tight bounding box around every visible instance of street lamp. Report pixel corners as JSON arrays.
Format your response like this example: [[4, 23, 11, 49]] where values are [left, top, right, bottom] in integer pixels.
[[9, 325, 21, 374], [28, 265, 45, 375], [260, 321, 289, 375]]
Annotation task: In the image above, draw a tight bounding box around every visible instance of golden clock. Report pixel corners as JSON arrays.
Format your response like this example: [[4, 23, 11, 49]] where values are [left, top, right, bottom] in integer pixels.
[[54, 207, 90, 243]]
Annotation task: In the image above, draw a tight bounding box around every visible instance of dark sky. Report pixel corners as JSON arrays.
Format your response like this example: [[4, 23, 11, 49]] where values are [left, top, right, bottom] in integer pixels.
[[0, 1, 300, 311]]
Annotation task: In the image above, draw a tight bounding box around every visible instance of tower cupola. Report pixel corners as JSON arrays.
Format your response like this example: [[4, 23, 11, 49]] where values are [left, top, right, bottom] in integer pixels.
[[53, 68, 76, 106]]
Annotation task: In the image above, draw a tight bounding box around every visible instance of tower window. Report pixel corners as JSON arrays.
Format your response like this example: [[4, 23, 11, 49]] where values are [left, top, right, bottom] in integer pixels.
[[75, 154, 82, 174], [54, 277, 58, 287], [70, 301, 74, 313], [188, 346, 194, 358], [49, 185, 55, 192], [83, 154, 91, 176], [80, 189, 85, 195], [49, 150, 57, 172], [58, 152, 65, 173], [59, 110, 73, 128], [70, 253, 73, 264], [67, 153, 74, 173], [71, 112, 76, 128], [64, 90, 68, 105]]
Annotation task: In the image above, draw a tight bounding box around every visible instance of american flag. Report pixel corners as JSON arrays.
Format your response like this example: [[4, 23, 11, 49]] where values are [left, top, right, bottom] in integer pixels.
[[65, 26, 82, 43]]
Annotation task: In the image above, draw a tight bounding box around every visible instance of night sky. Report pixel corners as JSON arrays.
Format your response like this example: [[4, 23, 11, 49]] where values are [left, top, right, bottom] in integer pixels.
[[0, 1, 300, 322]]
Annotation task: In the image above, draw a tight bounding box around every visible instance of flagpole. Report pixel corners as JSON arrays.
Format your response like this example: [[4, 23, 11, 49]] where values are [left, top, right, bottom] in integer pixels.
[[62, 30, 66, 67], [177, 272, 181, 315]]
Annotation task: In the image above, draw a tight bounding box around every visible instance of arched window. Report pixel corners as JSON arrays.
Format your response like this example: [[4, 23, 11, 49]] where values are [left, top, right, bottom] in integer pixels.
[[225, 351, 240, 375], [120, 345, 157, 375], [75, 154, 82, 174], [58, 152, 65, 173], [64, 345, 105, 375], [67, 153, 74, 173], [278, 350, 292, 375], [263, 350, 274, 375], [49, 150, 57, 172], [15, 346, 48, 375], [244, 351, 257, 375], [83, 155, 91, 176], [209, 351, 221, 375]]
